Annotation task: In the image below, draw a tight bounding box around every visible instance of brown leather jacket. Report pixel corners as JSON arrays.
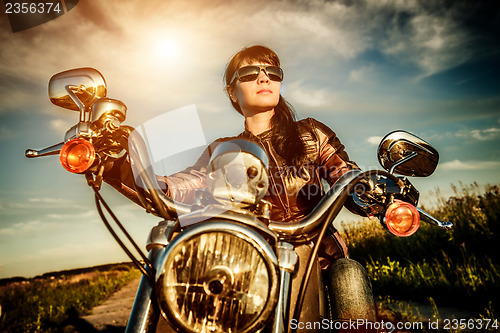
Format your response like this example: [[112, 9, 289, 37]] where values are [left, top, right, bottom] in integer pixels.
[[104, 117, 357, 264]]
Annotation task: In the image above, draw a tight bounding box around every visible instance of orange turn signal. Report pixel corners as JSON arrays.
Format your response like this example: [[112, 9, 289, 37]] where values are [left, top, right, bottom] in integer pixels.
[[59, 138, 96, 173], [384, 200, 420, 237]]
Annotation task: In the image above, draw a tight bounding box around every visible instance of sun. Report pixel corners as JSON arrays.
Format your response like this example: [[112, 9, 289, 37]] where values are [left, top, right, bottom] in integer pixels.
[[156, 39, 179, 60]]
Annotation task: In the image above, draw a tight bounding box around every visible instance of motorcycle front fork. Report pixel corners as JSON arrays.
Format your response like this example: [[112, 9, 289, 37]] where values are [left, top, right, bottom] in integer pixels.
[[125, 247, 164, 333], [272, 242, 298, 333], [125, 219, 177, 333]]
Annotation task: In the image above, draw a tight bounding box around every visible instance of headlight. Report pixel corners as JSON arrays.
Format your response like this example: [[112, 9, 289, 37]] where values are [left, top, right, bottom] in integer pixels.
[[156, 222, 279, 333]]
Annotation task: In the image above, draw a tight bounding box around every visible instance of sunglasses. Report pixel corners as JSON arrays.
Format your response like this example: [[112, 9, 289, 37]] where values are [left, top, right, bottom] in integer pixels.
[[230, 65, 284, 84]]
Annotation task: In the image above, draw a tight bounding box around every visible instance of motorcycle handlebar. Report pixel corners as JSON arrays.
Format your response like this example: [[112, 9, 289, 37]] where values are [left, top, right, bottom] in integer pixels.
[[268, 170, 363, 240], [26, 127, 452, 236], [127, 129, 367, 238]]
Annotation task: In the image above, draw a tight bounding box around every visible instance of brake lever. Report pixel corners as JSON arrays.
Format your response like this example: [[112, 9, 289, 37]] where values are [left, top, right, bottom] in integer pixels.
[[25, 142, 64, 158], [417, 207, 454, 229]]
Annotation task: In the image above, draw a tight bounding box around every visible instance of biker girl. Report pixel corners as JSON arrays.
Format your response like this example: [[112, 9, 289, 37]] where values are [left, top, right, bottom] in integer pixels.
[[103, 45, 377, 328]]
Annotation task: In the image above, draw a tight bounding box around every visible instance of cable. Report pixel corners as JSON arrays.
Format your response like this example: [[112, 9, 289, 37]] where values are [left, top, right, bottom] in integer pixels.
[[93, 187, 155, 282]]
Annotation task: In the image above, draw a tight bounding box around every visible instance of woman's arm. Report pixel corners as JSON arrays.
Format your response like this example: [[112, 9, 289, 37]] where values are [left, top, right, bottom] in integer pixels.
[[102, 139, 221, 207], [307, 118, 359, 183], [307, 118, 367, 217]]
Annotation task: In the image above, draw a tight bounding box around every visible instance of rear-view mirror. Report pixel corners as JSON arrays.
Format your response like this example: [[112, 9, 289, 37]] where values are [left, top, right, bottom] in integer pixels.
[[48, 67, 107, 112], [377, 130, 439, 177]]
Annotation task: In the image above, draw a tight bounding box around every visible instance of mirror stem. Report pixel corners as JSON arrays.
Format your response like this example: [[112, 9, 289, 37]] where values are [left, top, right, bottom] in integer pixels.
[[388, 152, 417, 174]]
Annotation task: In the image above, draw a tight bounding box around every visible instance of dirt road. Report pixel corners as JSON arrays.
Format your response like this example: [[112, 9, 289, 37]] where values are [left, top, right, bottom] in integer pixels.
[[70, 277, 141, 332], [62, 276, 174, 332], [73, 279, 473, 332]]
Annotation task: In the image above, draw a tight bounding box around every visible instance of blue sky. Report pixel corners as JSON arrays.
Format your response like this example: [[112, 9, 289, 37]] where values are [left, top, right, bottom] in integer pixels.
[[0, 0, 499, 278]]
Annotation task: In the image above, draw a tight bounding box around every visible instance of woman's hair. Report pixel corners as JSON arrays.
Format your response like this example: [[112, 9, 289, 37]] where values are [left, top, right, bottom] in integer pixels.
[[224, 45, 308, 167]]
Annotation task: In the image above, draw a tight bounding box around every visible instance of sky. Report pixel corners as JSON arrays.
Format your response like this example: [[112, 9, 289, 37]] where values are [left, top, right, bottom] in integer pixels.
[[0, 0, 499, 279]]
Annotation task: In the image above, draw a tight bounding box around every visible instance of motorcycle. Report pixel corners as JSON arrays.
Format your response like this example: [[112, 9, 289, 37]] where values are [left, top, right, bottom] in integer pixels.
[[26, 67, 453, 333]]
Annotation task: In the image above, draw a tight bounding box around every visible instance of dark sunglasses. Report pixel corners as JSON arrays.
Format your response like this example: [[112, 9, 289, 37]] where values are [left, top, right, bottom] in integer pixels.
[[230, 65, 284, 84]]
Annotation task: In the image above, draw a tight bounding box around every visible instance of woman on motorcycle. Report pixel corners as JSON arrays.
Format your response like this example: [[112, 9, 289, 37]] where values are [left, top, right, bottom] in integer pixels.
[[104, 45, 377, 328]]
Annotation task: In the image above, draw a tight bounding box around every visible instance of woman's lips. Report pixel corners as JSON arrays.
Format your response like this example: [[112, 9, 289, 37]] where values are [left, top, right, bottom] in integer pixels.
[[257, 89, 272, 94]]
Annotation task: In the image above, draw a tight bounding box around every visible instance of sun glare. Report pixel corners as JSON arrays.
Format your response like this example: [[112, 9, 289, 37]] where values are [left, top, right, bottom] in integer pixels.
[[156, 39, 179, 59]]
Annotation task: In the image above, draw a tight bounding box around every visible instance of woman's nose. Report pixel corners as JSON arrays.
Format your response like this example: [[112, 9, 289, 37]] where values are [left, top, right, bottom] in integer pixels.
[[257, 69, 270, 83]]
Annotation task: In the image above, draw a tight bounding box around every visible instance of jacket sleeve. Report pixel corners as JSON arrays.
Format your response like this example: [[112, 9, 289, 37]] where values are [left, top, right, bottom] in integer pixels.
[[308, 118, 366, 217], [161, 144, 212, 204], [308, 118, 359, 184], [103, 140, 219, 207]]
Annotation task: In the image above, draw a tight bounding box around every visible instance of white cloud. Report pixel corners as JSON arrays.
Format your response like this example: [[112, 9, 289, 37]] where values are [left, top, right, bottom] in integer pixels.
[[1, 0, 484, 120], [46, 210, 96, 220], [0, 197, 87, 212], [439, 159, 500, 171], [367, 136, 383, 146], [49, 119, 74, 132], [27, 197, 85, 209], [0, 227, 15, 236], [286, 81, 334, 109], [0, 220, 61, 236], [377, 3, 474, 77], [28, 197, 71, 204], [348, 65, 374, 83], [456, 128, 500, 141], [469, 128, 500, 141]]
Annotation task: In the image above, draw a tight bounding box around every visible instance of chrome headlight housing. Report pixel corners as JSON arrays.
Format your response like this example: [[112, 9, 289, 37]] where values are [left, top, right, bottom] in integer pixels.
[[206, 139, 269, 207], [156, 221, 279, 333]]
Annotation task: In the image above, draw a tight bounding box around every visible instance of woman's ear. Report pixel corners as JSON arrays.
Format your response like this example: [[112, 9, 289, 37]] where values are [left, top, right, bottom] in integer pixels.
[[226, 85, 238, 103]]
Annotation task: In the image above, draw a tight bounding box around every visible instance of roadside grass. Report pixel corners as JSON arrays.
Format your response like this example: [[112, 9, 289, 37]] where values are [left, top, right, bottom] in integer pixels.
[[0, 263, 140, 333], [341, 183, 500, 329]]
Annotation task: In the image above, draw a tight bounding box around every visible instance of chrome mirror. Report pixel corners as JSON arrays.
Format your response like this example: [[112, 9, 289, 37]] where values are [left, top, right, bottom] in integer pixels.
[[377, 130, 439, 177], [91, 98, 127, 129], [48, 67, 107, 112]]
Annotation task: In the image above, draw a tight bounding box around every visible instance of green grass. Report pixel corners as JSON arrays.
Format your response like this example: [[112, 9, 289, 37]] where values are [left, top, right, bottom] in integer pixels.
[[340, 183, 500, 323], [0, 263, 141, 333]]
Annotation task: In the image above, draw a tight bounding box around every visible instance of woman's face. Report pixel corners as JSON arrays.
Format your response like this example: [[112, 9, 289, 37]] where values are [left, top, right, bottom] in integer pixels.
[[229, 62, 281, 117]]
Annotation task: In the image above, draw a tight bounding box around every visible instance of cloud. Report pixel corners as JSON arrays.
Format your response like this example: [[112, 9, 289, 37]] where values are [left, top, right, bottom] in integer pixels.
[[0, 84, 44, 115], [49, 119, 73, 132], [456, 127, 500, 141], [0, 125, 17, 141], [0, 227, 15, 236], [286, 81, 335, 108], [46, 210, 96, 220], [381, 11, 470, 76], [374, 1, 498, 77], [1, 0, 494, 120], [0, 197, 87, 212], [367, 136, 383, 145], [0, 220, 60, 236], [348, 65, 374, 83], [28, 197, 71, 204], [439, 159, 500, 171]]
